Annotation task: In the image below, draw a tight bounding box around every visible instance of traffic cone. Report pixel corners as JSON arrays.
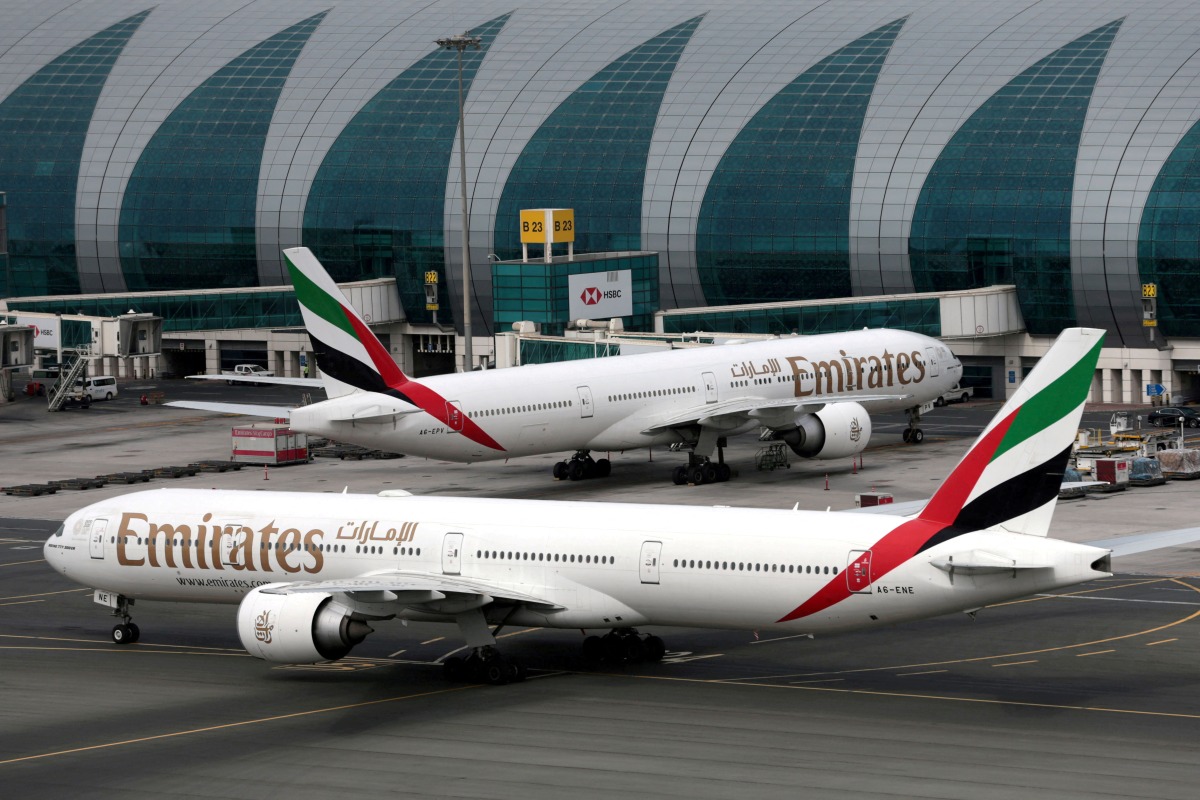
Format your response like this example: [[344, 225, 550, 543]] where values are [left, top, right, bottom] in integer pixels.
[[263, 464, 269, 481]]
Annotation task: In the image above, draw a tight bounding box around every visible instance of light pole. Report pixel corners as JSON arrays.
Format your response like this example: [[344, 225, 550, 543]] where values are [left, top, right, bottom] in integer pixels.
[[437, 32, 482, 372]]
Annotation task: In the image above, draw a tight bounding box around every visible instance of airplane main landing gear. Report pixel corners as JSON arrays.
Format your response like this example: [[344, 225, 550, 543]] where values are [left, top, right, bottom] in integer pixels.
[[671, 437, 732, 485], [581, 628, 666, 666], [108, 595, 140, 644], [552, 450, 611, 481], [902, 407, 925, 444], [442, 646, 527, 685]]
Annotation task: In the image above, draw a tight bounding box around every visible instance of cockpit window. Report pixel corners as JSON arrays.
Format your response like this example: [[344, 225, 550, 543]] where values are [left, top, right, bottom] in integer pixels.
[[52, 523, 64, 538]]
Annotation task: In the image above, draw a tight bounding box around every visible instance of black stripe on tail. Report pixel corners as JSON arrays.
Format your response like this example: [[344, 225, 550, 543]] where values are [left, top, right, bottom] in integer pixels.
[[918, 444, 1073, 552]]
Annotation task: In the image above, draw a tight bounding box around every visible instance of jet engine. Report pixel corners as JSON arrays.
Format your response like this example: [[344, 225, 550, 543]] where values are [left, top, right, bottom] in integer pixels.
[[777, 402, 871, 460], [237, 584, 373, 663]]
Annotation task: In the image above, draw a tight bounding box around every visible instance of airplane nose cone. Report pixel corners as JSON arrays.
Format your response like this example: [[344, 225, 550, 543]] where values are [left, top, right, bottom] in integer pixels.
[[44, 523, 67, 575]]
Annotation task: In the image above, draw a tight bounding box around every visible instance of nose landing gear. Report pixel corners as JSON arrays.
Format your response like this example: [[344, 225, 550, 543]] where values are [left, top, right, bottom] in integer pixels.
[[903, 406, 925, 444], [107, 595, 140, 644]]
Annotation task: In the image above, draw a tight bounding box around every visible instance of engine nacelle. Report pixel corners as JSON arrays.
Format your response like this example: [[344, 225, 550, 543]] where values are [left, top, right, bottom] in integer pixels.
[[237, 584, 373, 664], [778, 402, 871, 460]]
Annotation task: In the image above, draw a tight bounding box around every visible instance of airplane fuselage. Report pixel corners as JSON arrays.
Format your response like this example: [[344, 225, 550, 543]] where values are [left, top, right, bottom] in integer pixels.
[[46, 489, 1107, 636], [291, 329, 962, 462]]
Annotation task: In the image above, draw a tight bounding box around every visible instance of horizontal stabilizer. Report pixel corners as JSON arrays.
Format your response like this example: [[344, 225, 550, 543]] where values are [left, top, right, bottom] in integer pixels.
[[845, 499, 927, 517], [187, 374, 324, 388], [1086, 527, 1200, 558], [929, 549, 1055, 574], [165, 400, 292, 418]]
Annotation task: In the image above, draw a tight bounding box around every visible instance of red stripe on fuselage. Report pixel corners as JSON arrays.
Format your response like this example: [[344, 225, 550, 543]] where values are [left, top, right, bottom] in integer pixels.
[[340, 304, 505, 452], [776, 409, 1019, 622]]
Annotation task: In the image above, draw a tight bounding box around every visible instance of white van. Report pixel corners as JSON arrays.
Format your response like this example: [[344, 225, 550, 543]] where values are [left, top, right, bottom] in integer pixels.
[[75, 375, 118, 401]]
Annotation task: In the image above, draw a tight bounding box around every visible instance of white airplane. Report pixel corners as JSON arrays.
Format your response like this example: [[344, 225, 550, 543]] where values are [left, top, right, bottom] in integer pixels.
[[47, 328, 1198, 683], [170, 247, 963, 485]]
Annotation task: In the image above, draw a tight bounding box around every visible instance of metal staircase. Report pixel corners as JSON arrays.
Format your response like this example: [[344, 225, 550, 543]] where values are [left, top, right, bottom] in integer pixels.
[[46, 349, 89, 412]]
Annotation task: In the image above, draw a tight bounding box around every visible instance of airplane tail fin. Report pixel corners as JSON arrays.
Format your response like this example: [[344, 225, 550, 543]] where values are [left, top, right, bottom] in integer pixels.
[[282, 247, 407, 399], [917, 327, 1104, 539]]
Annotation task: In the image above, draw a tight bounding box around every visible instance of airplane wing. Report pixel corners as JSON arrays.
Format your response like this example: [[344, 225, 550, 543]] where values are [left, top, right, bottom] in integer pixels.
[[166, 400, 293, 418], [187, 374, 325, 388], [261, 570, 564, 611], [643, 393, 902, 434], [643, 392, 912, 434]]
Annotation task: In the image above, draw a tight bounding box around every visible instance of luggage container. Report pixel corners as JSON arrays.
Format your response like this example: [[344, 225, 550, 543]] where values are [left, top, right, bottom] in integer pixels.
[[1093, 458, 1129, 491], [231, 423, 308, 465]]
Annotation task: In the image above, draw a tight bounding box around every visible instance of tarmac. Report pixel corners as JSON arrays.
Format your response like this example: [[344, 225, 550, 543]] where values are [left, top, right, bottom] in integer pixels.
[[1, 378, 1198, 797]]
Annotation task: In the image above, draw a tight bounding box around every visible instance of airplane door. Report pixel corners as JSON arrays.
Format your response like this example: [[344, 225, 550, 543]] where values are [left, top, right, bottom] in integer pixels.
[[576, 386, 594, 418], [702, 372, 717, 404], [639, 540, 662, 585], [221, 529, 237, 567], [442, 532, 464, 575], [88, 519, 108, 559], [925, 347, 940, 378], [446, 401, 464, 432], [846, 550, 872, 594]]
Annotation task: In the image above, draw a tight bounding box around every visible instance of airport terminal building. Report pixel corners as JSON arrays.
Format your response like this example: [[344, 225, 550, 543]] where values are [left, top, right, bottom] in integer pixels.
[[2, 0, 1200, 401]]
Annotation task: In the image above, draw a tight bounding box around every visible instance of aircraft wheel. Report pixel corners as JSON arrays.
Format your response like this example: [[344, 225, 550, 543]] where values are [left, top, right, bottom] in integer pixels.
[[623, 635, 647, 663], [112, 624, 133, 645], [552, 461, 568, 480], [443, 656, 467, 681], [602, 633, 626, 663], [128, 623, 141, 643], [687, 465, 706, 485], [672, 466, 688, 485], [582, 635, 605, 664], [510, 661, 527, 683], [934, 397, 944, 407], [902, 428, 912, 443], [716, 463, 732, 482], [567, 460, 586, 481], [911, 428, 925, 444], [702, 463, 718, 484], [644, 635, 666, 662], [595, 458, 611, 478], [483, 657, 511, 685]]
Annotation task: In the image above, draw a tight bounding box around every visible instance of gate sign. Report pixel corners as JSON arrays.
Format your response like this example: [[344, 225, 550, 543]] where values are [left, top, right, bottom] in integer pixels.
[[568, 270, 633, 320], [1146, 383, 1165, 397], [15, 315, 59, 349]]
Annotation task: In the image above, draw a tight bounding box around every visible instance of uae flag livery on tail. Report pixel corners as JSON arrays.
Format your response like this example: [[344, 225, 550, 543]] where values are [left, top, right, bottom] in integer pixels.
[[282, 247, 504, 451], [780, 327, 1104, 622]]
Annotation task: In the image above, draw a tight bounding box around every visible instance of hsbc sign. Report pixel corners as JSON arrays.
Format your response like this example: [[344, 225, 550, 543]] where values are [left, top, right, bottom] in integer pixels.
[[16, 315, 59, 349], [568, 270, 633, 321]]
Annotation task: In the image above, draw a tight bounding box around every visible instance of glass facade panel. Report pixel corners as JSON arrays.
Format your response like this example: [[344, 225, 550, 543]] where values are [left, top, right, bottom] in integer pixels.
[[303, 15, 509, 326], [493, 17, 701, 259], [1139, 116, 1200, 337], [661, 297, 940, 336], [11, 289, 302, 332], [0, 11, 148, 297], [492, 252, 659, 335], [119, 12, 325, 291], [697, 19, 904, 305], [519, 339, 619, 365], [909, 21, 1121, 334]]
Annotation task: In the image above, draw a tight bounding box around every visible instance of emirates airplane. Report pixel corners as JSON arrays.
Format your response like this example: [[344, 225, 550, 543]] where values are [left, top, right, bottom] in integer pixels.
[[171, 247, 962, 485], [47, 328, 1195, 683]]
